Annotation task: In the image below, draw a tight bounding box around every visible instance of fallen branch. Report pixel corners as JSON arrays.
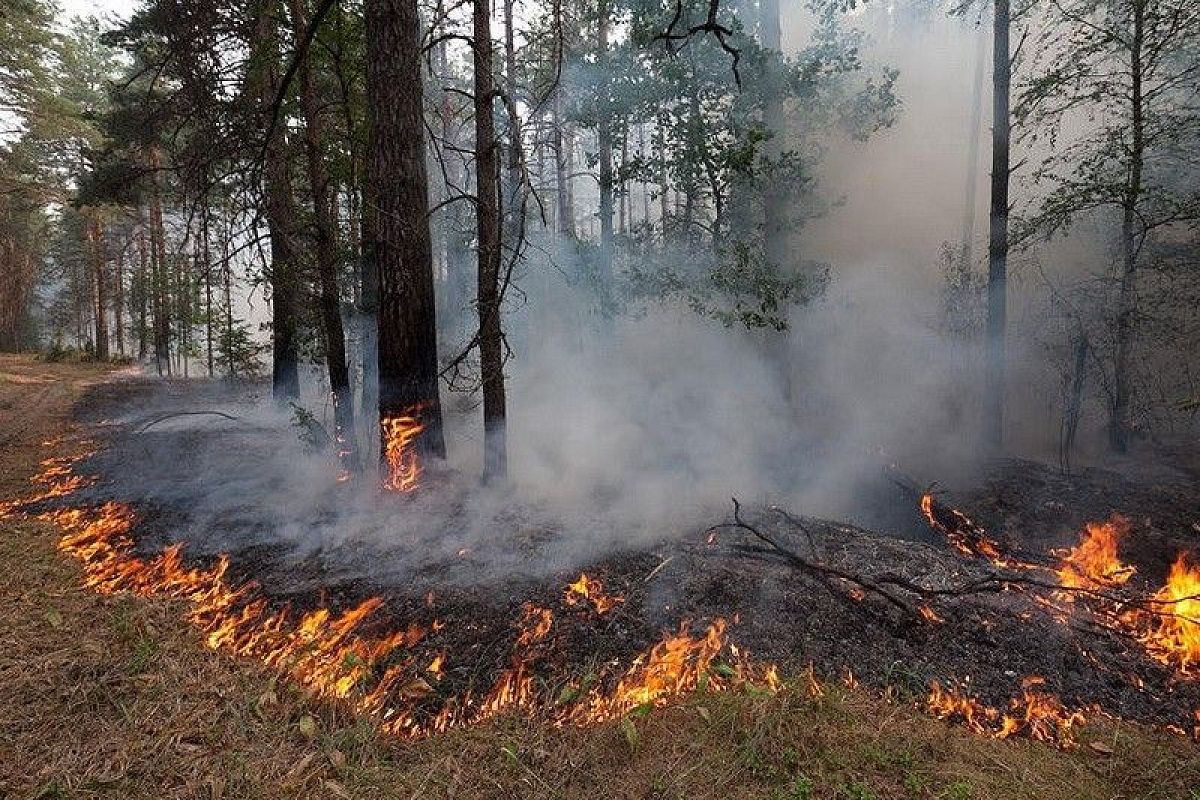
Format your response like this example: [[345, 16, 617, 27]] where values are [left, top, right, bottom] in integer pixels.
[[710, 498, 922, 624], [136, 411, 240, 433]]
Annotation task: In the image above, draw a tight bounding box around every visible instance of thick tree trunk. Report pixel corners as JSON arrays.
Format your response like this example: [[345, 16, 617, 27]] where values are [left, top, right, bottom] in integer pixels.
[[288, 0, 357, 467], [473, 0, 508, 482], [365, 0, 447, 463], [88, 214, 109, 361], [984, 0, 1010, 451], [1109, 0, 1145, 454]]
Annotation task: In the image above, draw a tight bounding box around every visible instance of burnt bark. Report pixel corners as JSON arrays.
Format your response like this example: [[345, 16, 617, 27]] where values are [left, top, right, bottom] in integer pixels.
[[365, 0, 446, 460], [473, 0, 508, 482]]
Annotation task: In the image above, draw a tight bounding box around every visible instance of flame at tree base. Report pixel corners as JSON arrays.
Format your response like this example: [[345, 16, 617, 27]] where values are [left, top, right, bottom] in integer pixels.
[[381, 410, 426, 493]]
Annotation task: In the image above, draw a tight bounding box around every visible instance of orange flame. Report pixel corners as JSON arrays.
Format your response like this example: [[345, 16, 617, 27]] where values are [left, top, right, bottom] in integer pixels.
[[564, 573, 623, 614], [927, 676, 1085, 745], [381, 412, 425, 493], [919, 493, 1005, 564], [1139, 553, 1200, 674], [1056, 516, 1136, 589]]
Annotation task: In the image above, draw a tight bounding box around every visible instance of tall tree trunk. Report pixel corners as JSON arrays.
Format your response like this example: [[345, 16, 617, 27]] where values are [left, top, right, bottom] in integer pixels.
[[1109, 0, 1145, 454], [958, 19, 987, 272], [254, 0, 301, 400], [473, 0, 508, 482], [149, 149, 170, 375], [760, 0, 787, 273], [596, 0, 614, 288], [288, 0, 357, 467], [113, 245, 125, 357], [984, 0, 1010, 451], [657, 116, 669, 239], [88, 214, 109, 361], [550, 0, 573, 238], [136, 224, 148, 359], [203, 201, 214, 376], [366, 0, 447, 465]]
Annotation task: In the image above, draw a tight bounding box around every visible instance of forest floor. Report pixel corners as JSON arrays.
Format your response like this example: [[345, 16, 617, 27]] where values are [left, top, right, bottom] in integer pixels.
[[1, 354, 1198, 800]]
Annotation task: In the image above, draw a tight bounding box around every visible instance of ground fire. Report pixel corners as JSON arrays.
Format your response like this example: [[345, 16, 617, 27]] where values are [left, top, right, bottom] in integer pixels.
[[4, 432, 1197, 754]]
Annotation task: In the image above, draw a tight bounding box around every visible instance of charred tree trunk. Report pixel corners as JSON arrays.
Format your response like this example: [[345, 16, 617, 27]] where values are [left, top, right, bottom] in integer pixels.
[[984, 0, 1010, 451], [473, 0, 508, 482], [1109, 0, 1145, 454], [289, 0, 357, 466], [365, 0, 447, 461]]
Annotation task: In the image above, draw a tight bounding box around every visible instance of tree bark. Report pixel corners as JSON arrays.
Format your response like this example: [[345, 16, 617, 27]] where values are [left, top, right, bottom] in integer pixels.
[[136, 224, 148, 359], [88, 213, 109, 361], [288, 0, 357, 467], [113, 244, 125, 357], [984, 0, 1010, 451], [149, 148, 171, 375], [1109, 0, 1145, 453], [760, 0, 787, 272], [596, 0, 614, 288], [473, 0, 508, 482], [366, 0, 447, 462], [253, 0, 301, 400]]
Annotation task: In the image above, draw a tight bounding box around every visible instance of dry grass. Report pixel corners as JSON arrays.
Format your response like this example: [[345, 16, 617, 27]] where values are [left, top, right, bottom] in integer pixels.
[[1, 355, 1198, 800]]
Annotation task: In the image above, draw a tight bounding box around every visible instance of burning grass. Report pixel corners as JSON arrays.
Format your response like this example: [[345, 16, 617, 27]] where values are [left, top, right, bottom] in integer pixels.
[[2, 357, 1200, 798]]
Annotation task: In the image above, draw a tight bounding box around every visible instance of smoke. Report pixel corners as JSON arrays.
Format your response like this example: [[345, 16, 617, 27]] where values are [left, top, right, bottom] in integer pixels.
[[79, 1, 1159, 584]]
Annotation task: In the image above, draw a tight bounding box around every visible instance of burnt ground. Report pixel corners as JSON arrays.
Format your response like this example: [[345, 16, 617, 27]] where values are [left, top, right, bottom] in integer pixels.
[[52, 371, 1200, 736]]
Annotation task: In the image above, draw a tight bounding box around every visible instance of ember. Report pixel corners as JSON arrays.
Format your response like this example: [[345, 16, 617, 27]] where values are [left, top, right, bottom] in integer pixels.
[[564, 572, 623, 614], [919, 493, 1006, 564]]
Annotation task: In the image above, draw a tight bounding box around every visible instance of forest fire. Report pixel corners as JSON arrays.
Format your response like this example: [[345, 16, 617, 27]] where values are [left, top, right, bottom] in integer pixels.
[[7, 437, 1198, 750], [1055, 516, 1136, 589], [381, 411, 425, 492], [7, 446, 781, 741]]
